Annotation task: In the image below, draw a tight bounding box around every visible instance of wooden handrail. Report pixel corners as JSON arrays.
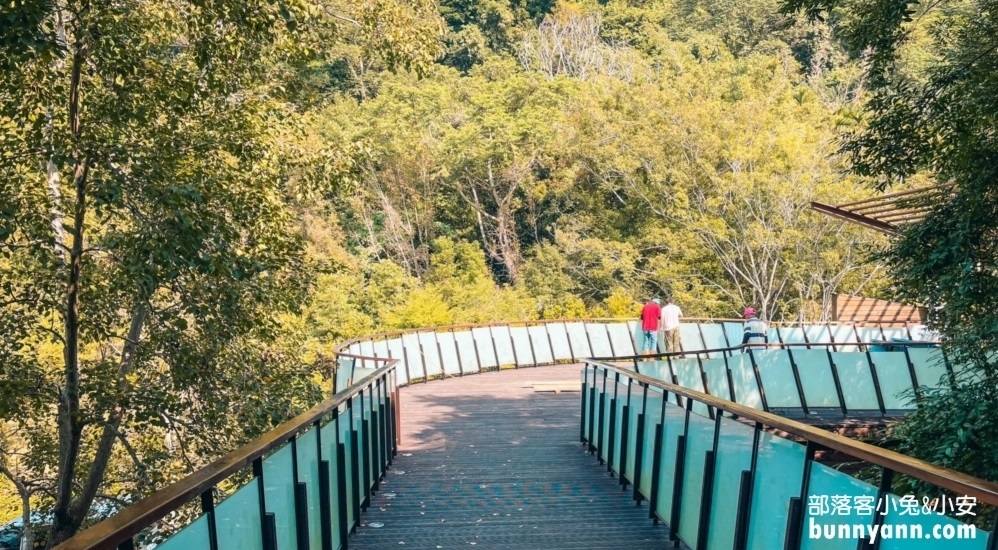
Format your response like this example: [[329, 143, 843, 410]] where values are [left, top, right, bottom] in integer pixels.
[[53, 355, 398, 550], [587, 359, 998, 506]]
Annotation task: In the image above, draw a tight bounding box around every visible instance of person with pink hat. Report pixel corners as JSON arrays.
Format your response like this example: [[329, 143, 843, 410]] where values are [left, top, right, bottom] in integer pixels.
[[741, 307, 768, 345]]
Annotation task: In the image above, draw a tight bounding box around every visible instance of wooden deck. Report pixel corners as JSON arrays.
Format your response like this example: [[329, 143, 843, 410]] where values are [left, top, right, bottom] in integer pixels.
[[349, 364, 676, 549]]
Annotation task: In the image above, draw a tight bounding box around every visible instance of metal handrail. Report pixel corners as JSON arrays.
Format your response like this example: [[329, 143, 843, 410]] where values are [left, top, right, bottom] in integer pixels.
[[586, 358, 998, 505], [53, 354, 399, 550]]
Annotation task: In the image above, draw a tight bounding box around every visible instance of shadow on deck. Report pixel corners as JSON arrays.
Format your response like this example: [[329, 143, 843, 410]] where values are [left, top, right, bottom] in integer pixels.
[[349, 364, 678, 549]]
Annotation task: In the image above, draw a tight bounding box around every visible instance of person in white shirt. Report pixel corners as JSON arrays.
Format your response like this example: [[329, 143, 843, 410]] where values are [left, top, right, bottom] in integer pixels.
[[741, 307, 768, 345], [660, 298, 683, 352]]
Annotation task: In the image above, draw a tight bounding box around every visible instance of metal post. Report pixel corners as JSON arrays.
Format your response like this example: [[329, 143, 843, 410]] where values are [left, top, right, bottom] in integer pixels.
[[786, 348, 810, 416], [648, 417, 664, 523], [787, 441, 820, 550], [865, 350, 888, 415], [596, 369, 607, 464], [254, 457, 278, 550], [669, 399, 693, 545], [632, 386, 648, 505], [696, 412, 723, 549], [117, 539, 135, 550], [747, 350, 770, 411], [859, 467, 893, 550], [734, 423, 762, 550], [290, 437, 310, 550], [581, 364, 589, 443], [826, 349, 849, 415], [199, 489, 219, 550]]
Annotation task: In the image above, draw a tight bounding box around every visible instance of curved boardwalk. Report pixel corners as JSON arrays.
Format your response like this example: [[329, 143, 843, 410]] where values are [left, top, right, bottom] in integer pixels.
[[349, 364, 676, 549]]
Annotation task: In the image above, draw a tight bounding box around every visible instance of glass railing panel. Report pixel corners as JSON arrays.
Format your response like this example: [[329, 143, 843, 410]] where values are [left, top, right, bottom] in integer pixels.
[[319, 420, 343, 550], [547, 322, 573, 361], [805, 324, 831, 346], [335, 357, 354, 393], [372, 339, 388, 359], [608, 322, 636, 356], [700, 323, 728, 357], [356, 393, 372, 490], [509, 325, 534, 366], [637, 360, 672, 384], [747, 431, 806, 550], [454, 330, 480, 373], [627, 320, 643, 353], [677, 409, 716, 546], [385, 338, 407, 385], [339, 403, 356, 527], [359, 340, 374, 358], [624, 382, 640, 481], [471, 327, 498, 370], [670, 358, 710, 416], [613, 378, 629, 476], [492, 325, 516, 367], [870, 352, 916, 410], [790, 349, 842, 409], [830, 324, 860, 352], [780, 326, 808, 345], [653, 400, 688, 523], [907, 347, 948, 390], [751, 350, 803, 410], [728, 354, 764, 410], [706, 417, 755, 550], [156, 514, 210, 550], [829, 352, 880, 412], [262, 443, 295, 550], [678, 324, 704, 352], [417, 331, 443, 377], [566, 322, 592, 360], [436, 331, 461, 375], [879, 494, 989, 550], [599, 375, 613, 462], [701, 357, 731, 401], [296, 427, 323, 549], [881, 327, 912, 341], [528, 324, 554, 364], [800, 462, 878, 550], [857, 326, 884, 344], [401, 333, 424, 380], [587, 322, 614, 357], [767, 326, 781, 345], [216, 478, 264, 550], [639, 386, 665, 498], [723, 322, 744, 349]]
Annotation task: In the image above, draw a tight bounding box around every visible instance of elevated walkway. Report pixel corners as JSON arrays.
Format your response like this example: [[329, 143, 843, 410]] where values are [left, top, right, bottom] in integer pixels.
[[55, 320, 996, 550]]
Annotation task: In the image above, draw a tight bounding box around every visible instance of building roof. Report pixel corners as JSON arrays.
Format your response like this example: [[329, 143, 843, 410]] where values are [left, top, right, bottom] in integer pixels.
[[810, 183, 953, 234]]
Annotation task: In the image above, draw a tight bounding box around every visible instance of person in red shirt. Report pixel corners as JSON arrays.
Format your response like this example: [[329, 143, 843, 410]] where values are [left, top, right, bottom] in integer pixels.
[[640, 298, 662, 355]]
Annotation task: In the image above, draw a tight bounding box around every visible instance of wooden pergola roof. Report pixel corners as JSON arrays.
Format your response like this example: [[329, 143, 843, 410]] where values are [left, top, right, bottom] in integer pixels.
[[811, 183, 953, 234]]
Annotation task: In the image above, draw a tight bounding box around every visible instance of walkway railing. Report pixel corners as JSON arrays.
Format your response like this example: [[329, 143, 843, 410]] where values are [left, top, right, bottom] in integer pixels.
[[54, 354, 399, 550], [334, 318, 928, 389], [581, 359, 998, 550]]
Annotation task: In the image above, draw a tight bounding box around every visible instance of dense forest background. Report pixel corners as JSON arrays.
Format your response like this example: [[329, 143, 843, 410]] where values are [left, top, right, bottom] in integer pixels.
[[6, 0, 987, 544]]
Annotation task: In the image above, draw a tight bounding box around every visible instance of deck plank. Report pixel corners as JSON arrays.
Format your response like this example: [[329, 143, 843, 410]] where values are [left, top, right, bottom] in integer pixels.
[[349, 364, 676, 549]]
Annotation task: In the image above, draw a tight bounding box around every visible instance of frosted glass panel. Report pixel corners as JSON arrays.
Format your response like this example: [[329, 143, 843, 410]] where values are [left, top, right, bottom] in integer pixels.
[[339, 406, 356, 527], [829, 352, 880, 411], [701, 357, 731, 401], [677, 411, 715, 545], [780, 326, 807, 344], [359, 340, 374, 358], [547, 322, 573, 361], [724, 322, 745, 349], [335, 357, 354, 393], [830, 325, 860, 352], [418, 332, 442, 377], [747, 432, 806, 550], [509, 326, 534, 366], [679, 324, 704, 352], [752, 350, 802, 409], [528, 325, 554, 364], [879, 494, 989, 550], [471, 327, 498, 369], [296, 428, 322, 550], [607, 322, 636, 356], [492, 325, 516, 366], [804, 325, 831, 346], [454, 331, 480, 373], [385, 338, 408, 385], [372, 339, 389, 359], [158, 514, 210, 550], [871, 352, 916, 409], [613, 380, 628, 474], [671, 358, 709, 416], [801, 462, 878, 550], [587, 323, 613, 357], [627, 320, 643, 354], [857, 326, 884, 344], [700, 323, 729, 356], [566, 322, 592, 359], [262, 444, 295, 550], [639, 387, 664, 498], [907, 347, 948, 390], [790, 349, 841, 409], [638, 360, 673, 384], [216, 479, 264, 550], [881, 327, 911, 341], [319, 421, 343, 550], [707, 418, 755, 550], [436, 331, 461, 375], [728, 354, 764, 410], [401, 333, 424, 380], [654, 402, 688, 523]]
